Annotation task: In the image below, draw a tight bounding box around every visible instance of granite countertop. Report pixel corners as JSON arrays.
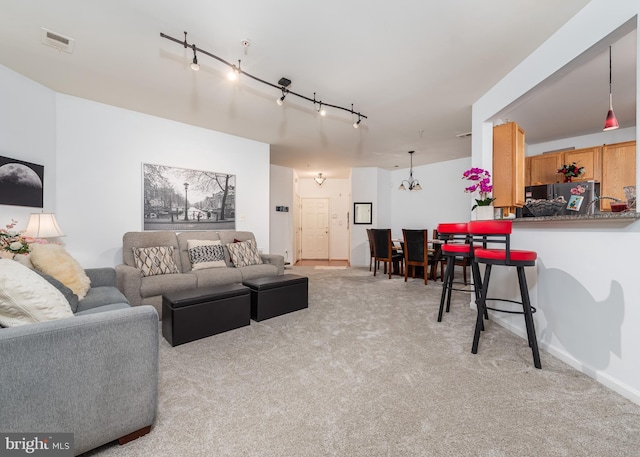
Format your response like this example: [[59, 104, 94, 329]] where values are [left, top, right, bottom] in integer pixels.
[[512, 211, 640, 222]]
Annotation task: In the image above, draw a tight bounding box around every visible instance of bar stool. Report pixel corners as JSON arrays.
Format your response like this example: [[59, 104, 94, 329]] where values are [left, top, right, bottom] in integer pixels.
[[436, 223, 483, 322], [467, 220, 541, 369]]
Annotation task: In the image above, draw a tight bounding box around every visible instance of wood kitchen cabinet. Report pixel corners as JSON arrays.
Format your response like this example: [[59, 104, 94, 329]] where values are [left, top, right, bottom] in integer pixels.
[[493, 122, 525, 210], [563, 146, 602, 182], [600, 140, 636, 211], [528, 152, 563, 185]]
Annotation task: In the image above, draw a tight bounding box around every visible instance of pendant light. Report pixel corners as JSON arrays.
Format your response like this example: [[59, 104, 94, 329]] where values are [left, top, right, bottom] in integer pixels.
[[603, 45, 619, 131], [398, 151, 422, 191]]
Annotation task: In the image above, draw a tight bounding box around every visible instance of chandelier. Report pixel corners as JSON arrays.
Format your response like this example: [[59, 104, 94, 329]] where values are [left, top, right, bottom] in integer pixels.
[[398, 151, 422, 191]]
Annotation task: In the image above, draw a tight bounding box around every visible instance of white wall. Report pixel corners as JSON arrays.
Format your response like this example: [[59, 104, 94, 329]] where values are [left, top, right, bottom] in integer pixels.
[[297, 177, 350, 260], [349, 160, 472, 266], [390, 157, 472, 239], [270, 164, 294, 262], [527, 126, 636, 156], [350, 167, 387, 266], [0, 65, 56, 227], [472, 1, 640, 404], [55, 94, 271, 268]]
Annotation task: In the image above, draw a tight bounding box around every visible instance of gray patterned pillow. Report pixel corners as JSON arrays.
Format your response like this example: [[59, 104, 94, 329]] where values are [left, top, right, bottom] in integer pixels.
[[132, 246, 179, 277], [187, 239, 226, 270], [226, 240, 263, 268]]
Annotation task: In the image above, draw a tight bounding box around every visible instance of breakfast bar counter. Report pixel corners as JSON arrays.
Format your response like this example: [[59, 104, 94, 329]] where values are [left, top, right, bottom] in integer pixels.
[[512, 212, 640, 223]]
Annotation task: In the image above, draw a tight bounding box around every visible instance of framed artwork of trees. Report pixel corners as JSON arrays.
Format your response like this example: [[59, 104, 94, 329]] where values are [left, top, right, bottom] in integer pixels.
[[142, 163, 236, 231]]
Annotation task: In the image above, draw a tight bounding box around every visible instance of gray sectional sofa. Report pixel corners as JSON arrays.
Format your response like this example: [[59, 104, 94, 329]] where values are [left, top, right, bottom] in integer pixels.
[[0, 267, 159, 456], [116, 230, 284, 318]]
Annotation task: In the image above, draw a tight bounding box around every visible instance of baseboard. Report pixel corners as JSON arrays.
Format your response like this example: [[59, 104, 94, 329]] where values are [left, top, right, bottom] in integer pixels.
[[489, 312, 640, 406]]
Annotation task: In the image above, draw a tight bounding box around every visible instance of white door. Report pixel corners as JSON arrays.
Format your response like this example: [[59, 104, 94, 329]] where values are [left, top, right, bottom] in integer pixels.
[[301, 198, 329, 259]]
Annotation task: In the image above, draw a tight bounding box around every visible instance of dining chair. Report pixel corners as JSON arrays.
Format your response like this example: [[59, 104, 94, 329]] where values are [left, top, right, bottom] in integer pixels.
[[372, 229, 403, 279], [402, 229, 429, 284], [366, 229, 378, 272]]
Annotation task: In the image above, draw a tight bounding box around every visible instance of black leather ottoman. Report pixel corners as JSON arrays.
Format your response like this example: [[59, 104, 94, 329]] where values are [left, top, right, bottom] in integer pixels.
[[242, 274, 308, 321], [162, 283, 250, 346]]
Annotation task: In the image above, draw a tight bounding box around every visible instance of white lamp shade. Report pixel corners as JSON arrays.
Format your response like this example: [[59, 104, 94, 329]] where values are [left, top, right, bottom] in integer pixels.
[[24, 213, 65, 238]]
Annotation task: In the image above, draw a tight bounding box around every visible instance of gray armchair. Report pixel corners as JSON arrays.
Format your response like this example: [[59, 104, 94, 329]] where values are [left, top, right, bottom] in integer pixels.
[[0, 267, 159, 456]]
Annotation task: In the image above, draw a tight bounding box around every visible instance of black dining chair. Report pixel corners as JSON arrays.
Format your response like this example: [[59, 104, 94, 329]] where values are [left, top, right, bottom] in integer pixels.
[[366, 229, 378, 272], [372, 229, 403, 279], [402, 229, 429, 284]]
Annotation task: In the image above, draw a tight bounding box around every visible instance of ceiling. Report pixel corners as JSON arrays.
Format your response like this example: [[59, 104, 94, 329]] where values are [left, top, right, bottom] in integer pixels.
[[1, 1, 634, 179]]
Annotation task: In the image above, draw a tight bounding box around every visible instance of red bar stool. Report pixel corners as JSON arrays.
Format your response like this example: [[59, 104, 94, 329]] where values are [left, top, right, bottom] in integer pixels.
[[436, 223, 483, 322], [467, 220, 541, 369]]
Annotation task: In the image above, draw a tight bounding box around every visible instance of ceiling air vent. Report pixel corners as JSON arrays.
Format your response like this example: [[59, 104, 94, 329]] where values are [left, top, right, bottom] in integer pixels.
[[455, 132, 472, 139], [40, 28, 75, 53]]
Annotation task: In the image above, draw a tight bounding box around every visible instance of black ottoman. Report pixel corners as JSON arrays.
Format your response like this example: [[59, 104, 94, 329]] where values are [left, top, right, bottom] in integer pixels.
[[242, 274, 308, 321], [162, 283, 250, 347]]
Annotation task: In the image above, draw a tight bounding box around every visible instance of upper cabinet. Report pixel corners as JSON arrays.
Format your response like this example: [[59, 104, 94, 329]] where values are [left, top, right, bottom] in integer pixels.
[[563, 146, 602, 183], [493, 122, 525, 209], [527, 146, 602, 185], [600, 141, 636, 211], [529, 152, 563, 185]]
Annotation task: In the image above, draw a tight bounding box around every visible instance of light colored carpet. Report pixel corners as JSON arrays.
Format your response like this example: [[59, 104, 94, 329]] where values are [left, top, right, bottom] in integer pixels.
[[85, 266, 640, 457]]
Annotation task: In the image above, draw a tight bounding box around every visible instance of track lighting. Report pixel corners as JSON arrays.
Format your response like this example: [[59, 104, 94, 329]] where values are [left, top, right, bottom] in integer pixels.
[[353, 116, 362, 129], [162, 31, 368, 127], [398, 151, 422, 191], [603, 45, 619, 131], [276, 88, 287, 106], [228, 60, 241, 81], [190, 44, 200, 71]]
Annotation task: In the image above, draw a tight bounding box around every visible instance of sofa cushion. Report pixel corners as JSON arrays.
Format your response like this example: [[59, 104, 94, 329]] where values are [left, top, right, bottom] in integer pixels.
[[189, 266, 243, 288], [34, 270, 80, 313], [77, 286, 129, 313], [29, 244, 92, 300], [187, 239, 226, 270], [238, 263, 279, 281], [140, 272, 197, 298], [133, 246, 180, 277], [227, 239, 263, 268], [0, 259, 73, 327]]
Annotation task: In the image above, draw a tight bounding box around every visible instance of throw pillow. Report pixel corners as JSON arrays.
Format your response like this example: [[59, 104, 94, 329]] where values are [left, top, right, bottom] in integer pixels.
[[34, 270, 80, 313], [29, 244, 91, 300], [187, 240, 226, 270], [132, 246, 180, 277], [0, 259, 73, 327], [226, 239, 263, 268]]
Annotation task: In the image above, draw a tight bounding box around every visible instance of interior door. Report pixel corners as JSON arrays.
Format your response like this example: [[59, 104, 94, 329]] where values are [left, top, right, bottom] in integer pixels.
[[301, 198, 329, 259]]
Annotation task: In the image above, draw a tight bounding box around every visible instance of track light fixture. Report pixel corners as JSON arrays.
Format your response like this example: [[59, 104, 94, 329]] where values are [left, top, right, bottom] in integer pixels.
[[228, 60, 241, 81], [162, 31, 368, 126], [603, 45, 619, 131], [276, 88, 288, 106], [398, 151, 422, 191], [190, 44, 200, 71]]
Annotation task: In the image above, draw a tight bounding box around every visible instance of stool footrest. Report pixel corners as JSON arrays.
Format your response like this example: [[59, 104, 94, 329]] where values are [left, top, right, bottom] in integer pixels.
[[484, 297, 537, 315]]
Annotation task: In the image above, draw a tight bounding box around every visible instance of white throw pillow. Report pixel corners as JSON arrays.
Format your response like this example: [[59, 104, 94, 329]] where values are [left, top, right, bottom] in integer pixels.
[[29, 244, 91, 300], [187, 239, 226, 270], [0, 259, 73, 327]]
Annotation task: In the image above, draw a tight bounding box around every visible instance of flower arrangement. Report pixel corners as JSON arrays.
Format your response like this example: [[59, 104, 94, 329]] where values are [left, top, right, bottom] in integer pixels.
[[0, 219, 48, 257], [462, 167, 496, 209], [557, 162, 585, 178]]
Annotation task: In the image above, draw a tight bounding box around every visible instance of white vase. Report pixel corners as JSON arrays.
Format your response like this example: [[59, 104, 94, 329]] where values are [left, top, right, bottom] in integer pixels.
[[475, 206, 494, 220]]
